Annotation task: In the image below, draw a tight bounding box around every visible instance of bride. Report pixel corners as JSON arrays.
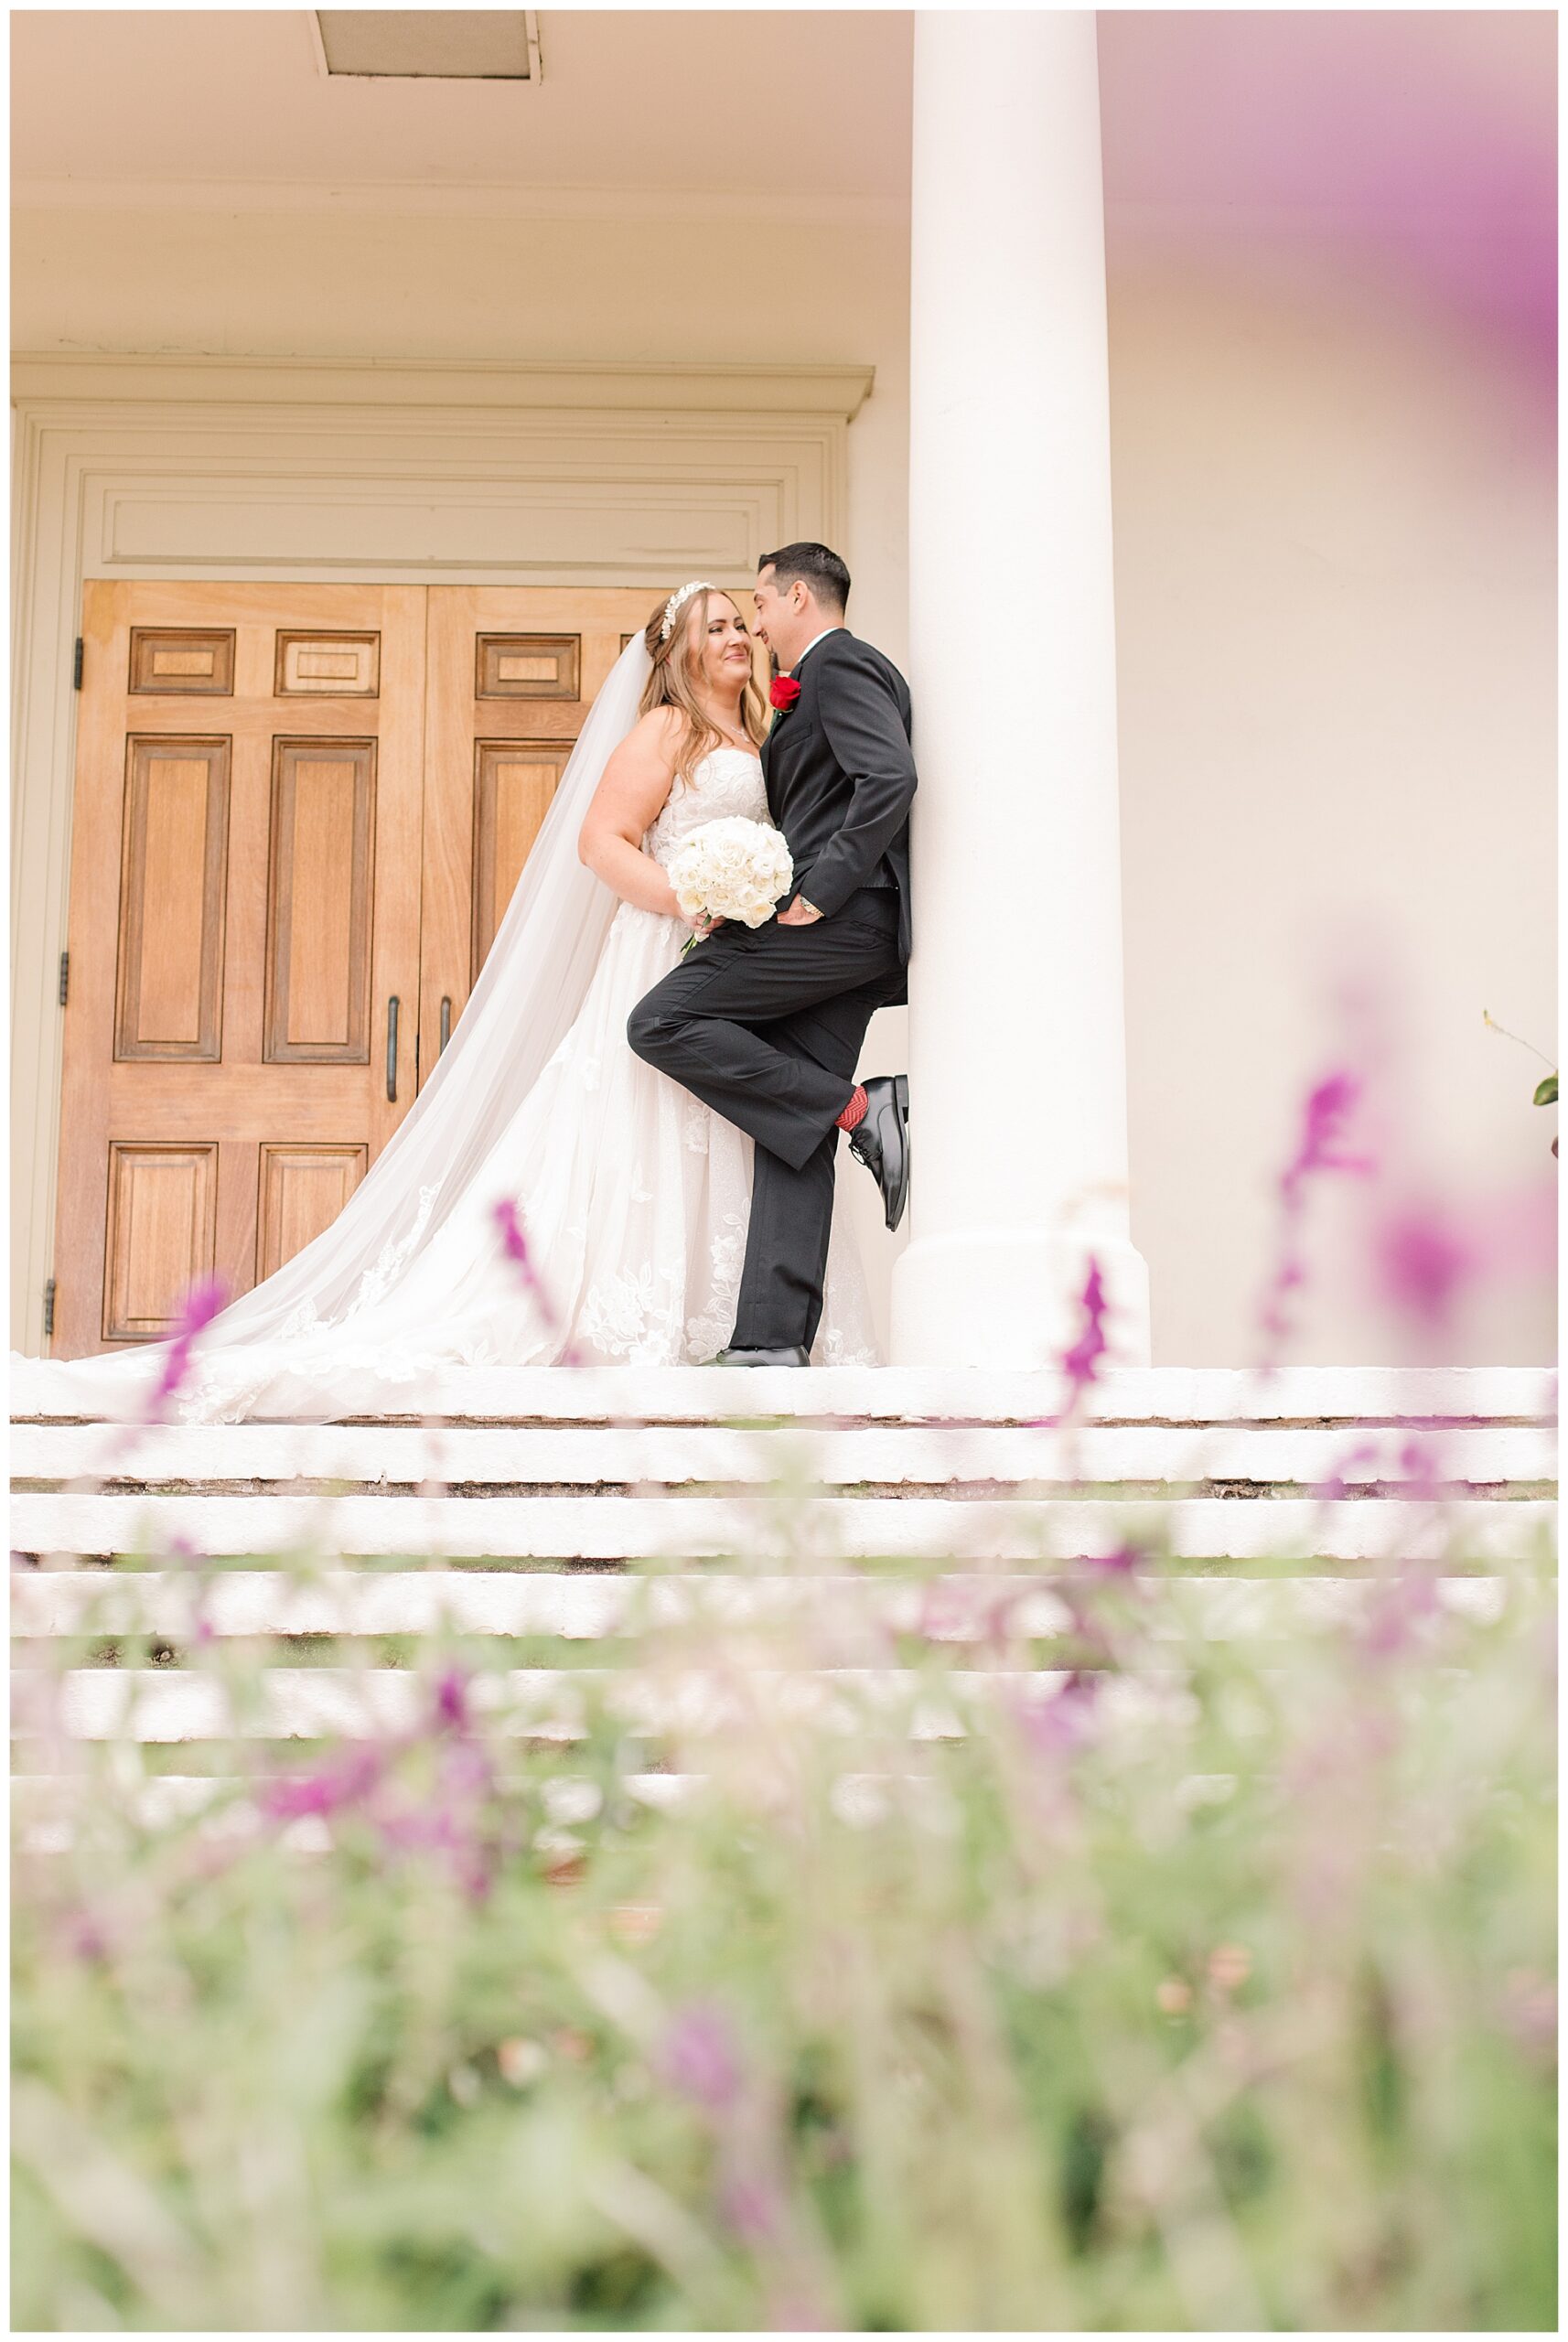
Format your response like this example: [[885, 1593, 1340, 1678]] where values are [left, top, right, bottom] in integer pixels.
[[27, 584, 878, 1423]]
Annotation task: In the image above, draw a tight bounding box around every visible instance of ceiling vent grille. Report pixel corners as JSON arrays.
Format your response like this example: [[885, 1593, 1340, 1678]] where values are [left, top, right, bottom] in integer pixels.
[[316, 12, 542, 83]]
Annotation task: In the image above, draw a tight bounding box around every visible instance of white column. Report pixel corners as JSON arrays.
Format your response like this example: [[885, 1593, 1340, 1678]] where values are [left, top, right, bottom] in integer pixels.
[[892, 9, 1151, 1370]]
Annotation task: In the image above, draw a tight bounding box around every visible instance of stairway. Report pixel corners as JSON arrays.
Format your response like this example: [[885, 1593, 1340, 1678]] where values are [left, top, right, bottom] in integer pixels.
[[12, 1364, 1556, 1832]]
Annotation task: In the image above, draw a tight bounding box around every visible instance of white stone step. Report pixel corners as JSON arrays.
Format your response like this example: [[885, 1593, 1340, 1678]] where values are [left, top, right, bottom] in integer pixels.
[[16, 1662, 1195, 1745], [13, 1419, 1553, 1489], [11, 1566, 1508, 1643], [10, 1489, 1549, 1564], [11, 1361, 1555, 1427]]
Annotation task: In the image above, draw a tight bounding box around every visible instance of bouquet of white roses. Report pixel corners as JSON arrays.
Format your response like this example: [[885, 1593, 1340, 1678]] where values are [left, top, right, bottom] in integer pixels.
[[667, 816, 794, 953]]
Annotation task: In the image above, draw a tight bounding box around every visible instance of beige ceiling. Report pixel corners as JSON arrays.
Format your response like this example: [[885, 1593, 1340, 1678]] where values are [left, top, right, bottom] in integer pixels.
[[10, 9, 914, 212], [11, 6, 1553, 269]]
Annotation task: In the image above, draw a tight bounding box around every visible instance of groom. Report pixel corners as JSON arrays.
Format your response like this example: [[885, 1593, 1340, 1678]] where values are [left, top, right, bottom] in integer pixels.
[[628, 542, 915, 1366]]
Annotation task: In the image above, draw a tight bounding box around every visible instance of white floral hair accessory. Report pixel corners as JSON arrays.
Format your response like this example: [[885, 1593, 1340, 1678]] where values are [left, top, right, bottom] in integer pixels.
[[660, 579, 715, 643]]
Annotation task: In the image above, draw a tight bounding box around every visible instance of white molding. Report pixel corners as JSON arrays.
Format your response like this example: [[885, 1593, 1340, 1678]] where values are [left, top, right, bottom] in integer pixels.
[[9, 353, 870, 1351], [11, 352, 875, 418]]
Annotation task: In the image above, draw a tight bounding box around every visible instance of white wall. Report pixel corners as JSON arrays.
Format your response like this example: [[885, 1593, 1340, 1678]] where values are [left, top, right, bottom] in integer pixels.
[[1107, 256, 1555, 1365]]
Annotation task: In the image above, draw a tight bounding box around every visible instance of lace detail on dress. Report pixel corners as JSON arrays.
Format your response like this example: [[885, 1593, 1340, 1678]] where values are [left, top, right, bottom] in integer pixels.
[[644, 747, 771, 869], [352, 1183, 442, 1313], [684, 1207, 751, 1363]]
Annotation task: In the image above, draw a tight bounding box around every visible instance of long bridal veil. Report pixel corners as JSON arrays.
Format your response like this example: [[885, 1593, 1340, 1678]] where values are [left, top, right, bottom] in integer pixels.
[[20, 633, 658, 1419]]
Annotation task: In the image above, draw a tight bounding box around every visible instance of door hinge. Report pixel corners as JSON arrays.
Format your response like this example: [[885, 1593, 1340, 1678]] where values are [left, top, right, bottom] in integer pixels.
[[73, 637, 84, 690], [59, 950, 70, 1007], [43, 1278, 56, 1338]]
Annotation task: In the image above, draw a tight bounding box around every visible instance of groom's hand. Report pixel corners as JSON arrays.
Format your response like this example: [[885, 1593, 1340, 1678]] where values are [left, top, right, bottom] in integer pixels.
[[777, 896, 823, 927]]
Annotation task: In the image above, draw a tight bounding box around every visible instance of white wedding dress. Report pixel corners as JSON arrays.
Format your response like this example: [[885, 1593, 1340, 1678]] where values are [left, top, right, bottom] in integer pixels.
[[25, 738, 878, 1425]]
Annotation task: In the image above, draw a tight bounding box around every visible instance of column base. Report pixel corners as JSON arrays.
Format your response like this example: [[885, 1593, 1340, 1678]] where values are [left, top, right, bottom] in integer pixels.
[[889, 1228, 1152, 1370]]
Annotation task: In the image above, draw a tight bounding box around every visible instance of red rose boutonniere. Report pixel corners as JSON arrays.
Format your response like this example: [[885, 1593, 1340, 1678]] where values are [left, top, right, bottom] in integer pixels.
[[769, 674, 802, 714]]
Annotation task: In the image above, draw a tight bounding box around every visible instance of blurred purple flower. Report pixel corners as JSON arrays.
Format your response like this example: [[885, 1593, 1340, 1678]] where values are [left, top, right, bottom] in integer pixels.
[[1060, 1256, 1109, 1402], [259, 1744, 385, 1822], [145, 1276, 228, 1422], [167, 1531, 217, 1645], [1089, 1539, 1143, 1577], [1371, 1198, 1480, 1331], [766, 2289, 836, 2334], [492, 1198, 585, 1367], [439, 1740, 495, 1802], [1257, 1069, 1377, 1365], [1396, 1432, 1445, 1502], [1030, 1253, 1110, 1427], [660, 2003, 743, 2111], [67, 1909, 112, 1962], [1015, 1672, 1099, 1760], [1312, 1436, 1383, 1503], [719, 2171, 781, 2244], [433, 1666, 470, 1735], [373, 1781, 498, 1904], [1360, 1566, 1441, 1660]]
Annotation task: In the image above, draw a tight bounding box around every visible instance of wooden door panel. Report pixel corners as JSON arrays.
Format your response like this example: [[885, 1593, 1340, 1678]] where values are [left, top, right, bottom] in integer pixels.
[[128, 628, 236, 696], [471, 740, 573, 979], [274, 631, 381, 697], [102, 1142, 219, 1340], [114, 736, 230, 1060], [475, 633, 581, 699], [256, 1144, 368, 1280], [263, 738, 377, 1061]]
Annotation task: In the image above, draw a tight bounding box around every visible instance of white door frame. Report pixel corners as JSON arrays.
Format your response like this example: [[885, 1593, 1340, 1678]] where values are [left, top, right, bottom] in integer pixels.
[[10, 351, 874, 1349]]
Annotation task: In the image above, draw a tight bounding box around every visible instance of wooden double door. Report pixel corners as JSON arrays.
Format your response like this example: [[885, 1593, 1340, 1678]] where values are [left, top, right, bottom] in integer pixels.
[[55, 581, 661, 1355]]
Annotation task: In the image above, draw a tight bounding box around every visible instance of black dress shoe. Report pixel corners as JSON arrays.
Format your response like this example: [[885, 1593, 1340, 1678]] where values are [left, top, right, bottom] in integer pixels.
[[710, 1344, 811, 1367], [846, 1073, 910, 1231]]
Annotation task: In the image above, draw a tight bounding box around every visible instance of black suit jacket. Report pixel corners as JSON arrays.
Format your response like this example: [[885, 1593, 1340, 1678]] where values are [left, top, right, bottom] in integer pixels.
[[761, 629, 917, 983]]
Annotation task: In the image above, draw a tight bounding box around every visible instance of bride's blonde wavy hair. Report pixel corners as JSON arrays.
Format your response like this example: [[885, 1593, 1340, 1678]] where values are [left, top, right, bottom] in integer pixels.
[[639, 586, 768, 786]]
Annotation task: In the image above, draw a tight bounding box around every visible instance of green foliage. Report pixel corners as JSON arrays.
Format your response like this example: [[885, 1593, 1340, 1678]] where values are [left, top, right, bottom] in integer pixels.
[[13, 1536, 1557, 2331]]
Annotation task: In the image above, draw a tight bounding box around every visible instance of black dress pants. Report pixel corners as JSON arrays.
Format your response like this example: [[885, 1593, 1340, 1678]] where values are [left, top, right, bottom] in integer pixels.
[[626, 887, 904, 1352]]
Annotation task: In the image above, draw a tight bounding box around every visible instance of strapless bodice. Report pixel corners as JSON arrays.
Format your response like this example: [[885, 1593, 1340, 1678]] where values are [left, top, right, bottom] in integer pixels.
[[644, 747, 770, 869]]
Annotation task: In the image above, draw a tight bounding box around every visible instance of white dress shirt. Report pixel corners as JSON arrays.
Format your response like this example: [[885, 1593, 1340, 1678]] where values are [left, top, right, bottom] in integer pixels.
[[790, 624, 844, 674]]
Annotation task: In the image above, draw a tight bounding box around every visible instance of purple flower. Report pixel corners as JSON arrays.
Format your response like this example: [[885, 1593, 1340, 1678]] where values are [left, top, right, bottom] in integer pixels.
[[258, 1744, 385, 1822], [1360, 1567, 1440, 1660], [1371, 1198, 1480, 1331], [492, 1198, 585, 1366], [1030, 1253, 1110, 1427], [1014, 1672, 1099, 1760], [1060, 1256, 1109, 1402], [660, 2003, 743, 2111], [1256, 1069, 1377, 1365], [433, 1666, 470, 1735], [718, 2172, 780, 2244], [67, 1909, 112, 1962], [1312, 1436, 1384, 1503], [1285, 1071, 1377, 1190], [166, 1531, 218, 1645], [145, 1275, 228, 1421]]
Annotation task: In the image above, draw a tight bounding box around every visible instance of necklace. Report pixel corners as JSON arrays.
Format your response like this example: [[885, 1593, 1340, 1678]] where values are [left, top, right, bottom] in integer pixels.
[[703, 707, 753, 751]]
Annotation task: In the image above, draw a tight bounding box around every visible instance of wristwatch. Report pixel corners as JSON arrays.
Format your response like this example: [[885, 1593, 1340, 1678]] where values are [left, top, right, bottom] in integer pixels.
[[799, 897, 822, 919]]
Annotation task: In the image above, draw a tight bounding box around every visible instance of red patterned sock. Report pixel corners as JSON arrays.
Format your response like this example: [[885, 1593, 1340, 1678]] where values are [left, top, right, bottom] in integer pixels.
[[836, 1084, 868, 1133]]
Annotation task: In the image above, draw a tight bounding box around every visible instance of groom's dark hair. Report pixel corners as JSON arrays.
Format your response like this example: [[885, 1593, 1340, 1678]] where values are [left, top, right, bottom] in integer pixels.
[[759, 541, 851, 615]]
